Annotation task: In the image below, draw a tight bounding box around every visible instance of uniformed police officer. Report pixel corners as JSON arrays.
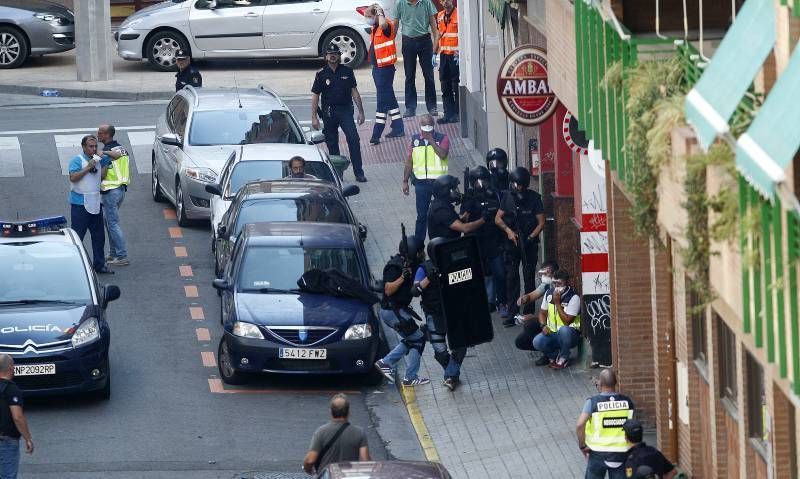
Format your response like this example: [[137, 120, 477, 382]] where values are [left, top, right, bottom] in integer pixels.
[[495, 167, 545, 326], [485, 148, 510, 193], [311, 44, 368, 183], [175, 50, 202, 92], [427, 175, 486, 240], [576, 369, 635, 479], [622, 420, 676, 479]]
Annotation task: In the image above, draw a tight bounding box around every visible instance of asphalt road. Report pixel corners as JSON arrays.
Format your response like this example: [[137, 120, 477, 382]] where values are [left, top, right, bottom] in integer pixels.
[[0, 96, 420, 478]]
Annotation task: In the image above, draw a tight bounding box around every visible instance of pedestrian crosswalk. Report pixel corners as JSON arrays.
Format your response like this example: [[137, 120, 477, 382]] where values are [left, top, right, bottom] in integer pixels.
[[0, 129, 156, 178]]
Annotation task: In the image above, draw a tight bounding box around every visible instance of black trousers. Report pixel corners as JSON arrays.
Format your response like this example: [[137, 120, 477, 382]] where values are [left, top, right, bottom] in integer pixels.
[[402, 34, 437, 113], [514, 319, 543, 351], [322, 104, 364, 177], [71, 203, 105, 269], [505, 240, 539, 317], [439, 53, 459, 118]]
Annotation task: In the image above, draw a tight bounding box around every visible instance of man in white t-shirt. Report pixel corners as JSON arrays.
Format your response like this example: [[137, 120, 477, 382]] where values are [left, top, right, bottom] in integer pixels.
[[532, 270, 582, 369]]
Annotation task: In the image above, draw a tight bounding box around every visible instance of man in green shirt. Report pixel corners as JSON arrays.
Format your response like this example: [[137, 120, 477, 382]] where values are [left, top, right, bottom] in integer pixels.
[[394, 0, 439, 118]]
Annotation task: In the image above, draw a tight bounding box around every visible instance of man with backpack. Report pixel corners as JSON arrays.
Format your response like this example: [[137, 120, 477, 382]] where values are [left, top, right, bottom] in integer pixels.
[[0, 354, 33, 478], [303, 394, 369, 474]]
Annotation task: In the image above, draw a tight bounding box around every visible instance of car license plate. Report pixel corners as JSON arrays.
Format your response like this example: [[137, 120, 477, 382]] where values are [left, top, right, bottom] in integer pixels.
[[279, 348, 327, 360], [14, 363, 56, 376]]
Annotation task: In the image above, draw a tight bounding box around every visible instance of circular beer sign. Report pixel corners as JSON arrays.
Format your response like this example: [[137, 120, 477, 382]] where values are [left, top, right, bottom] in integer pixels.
[[496, 46, 558, 126]]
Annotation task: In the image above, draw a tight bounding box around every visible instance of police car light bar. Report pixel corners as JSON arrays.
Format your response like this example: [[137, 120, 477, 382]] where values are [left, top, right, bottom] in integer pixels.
[[1, 216, 68, 237]]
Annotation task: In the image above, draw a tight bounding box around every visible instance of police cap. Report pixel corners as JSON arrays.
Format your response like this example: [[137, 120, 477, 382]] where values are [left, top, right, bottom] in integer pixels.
[[432, 174, 460, 199], [623, 419, 644, 443], [175, 49, 190, 60], [509, 167, 531, 189], [325, 43, 342, 55]]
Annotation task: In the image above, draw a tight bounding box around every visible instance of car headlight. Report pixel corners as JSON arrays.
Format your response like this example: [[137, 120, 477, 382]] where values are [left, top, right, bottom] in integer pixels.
[[71, 318, 100, 347], [184, 167, 217, 183], [34, 13, 69, 26], [344, 323, 372, 340], [232, 321, 264, 339]]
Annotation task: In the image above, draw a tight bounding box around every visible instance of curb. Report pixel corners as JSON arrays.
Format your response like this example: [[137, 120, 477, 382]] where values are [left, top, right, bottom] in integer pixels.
[[0, 84, 173, 101]]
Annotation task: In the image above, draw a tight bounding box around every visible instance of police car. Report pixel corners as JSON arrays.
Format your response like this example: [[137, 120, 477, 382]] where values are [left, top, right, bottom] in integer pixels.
[[0, 217, 120, 398]]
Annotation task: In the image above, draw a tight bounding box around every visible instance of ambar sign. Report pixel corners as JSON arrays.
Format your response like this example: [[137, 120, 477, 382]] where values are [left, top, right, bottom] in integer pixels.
[[496, 46, 558, 126]]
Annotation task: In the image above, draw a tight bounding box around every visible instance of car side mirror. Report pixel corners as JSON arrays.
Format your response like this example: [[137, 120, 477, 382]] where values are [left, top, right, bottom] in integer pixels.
[[217, 224, 227, 239], [342, 185, 360, 197], [205, 183, 222, 196], [102, 284, 121, 307], [305, 130, 325, 144], [212, 279, 230, 291], [358, 223, 368, 240], [370, 280, 384, 293], [159, 133, 182, 148]]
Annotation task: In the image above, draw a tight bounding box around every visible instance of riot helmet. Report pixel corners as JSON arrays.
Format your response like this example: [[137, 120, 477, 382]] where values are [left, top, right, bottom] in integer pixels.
[[426, 241, 437, 263], [399, 234, 424, 265], [485, 148, 508, 170], [509, 167, 531, 196], [468, 166, 491, 192], [432, 174, 462, 204]]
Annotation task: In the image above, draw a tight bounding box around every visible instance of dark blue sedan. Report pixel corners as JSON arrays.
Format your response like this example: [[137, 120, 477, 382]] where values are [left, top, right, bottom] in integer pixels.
[[213, 222, 384, 384]]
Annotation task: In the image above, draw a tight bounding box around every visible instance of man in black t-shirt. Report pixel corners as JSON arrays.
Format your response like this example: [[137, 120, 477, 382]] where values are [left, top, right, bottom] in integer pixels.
[[0, 354, 33, 478], [495, 167, 545, 326], [622, 420, 676, 479]]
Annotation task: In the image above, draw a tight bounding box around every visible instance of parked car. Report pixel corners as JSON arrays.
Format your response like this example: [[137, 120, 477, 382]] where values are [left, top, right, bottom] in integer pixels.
[[318, 461, 453, 478], [211, 179, 364, 277], [205, 144, 343, 235], [0, 217, 120, 398], [0, 0, 74, 69], [212, 221, 383, 384], [151, 85, 324, 225], [115, 0, 391, 70]]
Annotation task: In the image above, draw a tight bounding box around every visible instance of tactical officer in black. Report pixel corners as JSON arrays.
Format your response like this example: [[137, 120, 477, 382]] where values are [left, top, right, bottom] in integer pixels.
[[426, 174, 486, 240], [485, 148, 510, 193], [622, 420, 677, 479], [374, 235, 430, 386], [311, 44, 368, 183], [495, 167, 545, 326], [175, 50, 202, 92], [411, 242, 465, 391], [461, 166, 505, 312]]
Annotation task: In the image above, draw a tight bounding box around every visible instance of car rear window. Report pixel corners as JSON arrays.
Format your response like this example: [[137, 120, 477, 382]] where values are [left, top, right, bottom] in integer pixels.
[[189, 109, 304, 146], [235, 198, 351, 234], [238, 246, 360, 291], [227, 161, 335, 197], [0, 242, 91, 303]]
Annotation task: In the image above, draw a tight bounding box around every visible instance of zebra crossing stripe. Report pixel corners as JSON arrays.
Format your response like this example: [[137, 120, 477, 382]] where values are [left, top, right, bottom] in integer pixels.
[[0, 137, 23, 178], [126, 131, 155, 174]]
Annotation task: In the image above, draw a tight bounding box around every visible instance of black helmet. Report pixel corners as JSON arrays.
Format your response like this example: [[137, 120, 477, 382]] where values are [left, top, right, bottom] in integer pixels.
[[485, 148, 508, 169], [399, 234, 422, 259], [325, 43, 342, 55], [468, 166, 491, 183], [509, 167, 531, 191], [426, 240, 437, 262], [432, 174, 461, 201]]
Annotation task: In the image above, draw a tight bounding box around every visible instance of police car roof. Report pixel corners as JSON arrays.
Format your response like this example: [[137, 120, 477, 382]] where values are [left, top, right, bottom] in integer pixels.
[[242, 222, 359, 248], [236, 143, 326, 162], [238, 179, 340, 199], [191, 87, 285, 111]]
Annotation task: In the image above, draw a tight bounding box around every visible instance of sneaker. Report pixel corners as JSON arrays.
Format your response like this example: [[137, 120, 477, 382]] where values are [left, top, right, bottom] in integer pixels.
[[369, 138, 380, 145], [402, 377, 430, 387], [498, 304, 509, 318], [598, 363, 613, 369], [105, 255, 116, 262], [535, 356, 552, 366], [502, 318, 516, 328], [94, 266, 115, 275], [402, 109, 416, 118], [549, 357, 569, 370], [428, 107, 438, 116], [590, 361, 600, 368], [442, 377, 456, 391], [386, 130, 405, 138], [374, 360, 394, 383], [107, 257, 130, 266]]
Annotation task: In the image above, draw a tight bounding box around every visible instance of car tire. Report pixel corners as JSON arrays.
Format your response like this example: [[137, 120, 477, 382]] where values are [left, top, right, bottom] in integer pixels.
[[151, 156, 166, 202], [321, 28, 365, 68], [145, 30, 189, 72], [218, 338, 247, 385], [0, 26, 29, 69], [175, 180, 190, 227]]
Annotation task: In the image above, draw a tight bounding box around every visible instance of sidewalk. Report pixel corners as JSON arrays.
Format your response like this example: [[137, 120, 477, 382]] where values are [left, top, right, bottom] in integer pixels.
[[337, 118, 596, 478], [1, 50, 427, 100]]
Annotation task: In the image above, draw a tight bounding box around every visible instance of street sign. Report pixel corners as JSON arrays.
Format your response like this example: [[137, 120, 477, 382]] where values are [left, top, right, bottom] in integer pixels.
[[496, 46, 559, 126]]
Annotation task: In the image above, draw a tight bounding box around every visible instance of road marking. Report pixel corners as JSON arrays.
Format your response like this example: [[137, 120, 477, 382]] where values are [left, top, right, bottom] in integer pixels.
[[0, 137, 23, 177], [196, 328, 211, 341], [174, 246, 188, 257], [163, 208, 176, 220], [207, 378, 359, 395], [400, 385, 440, 462], [190, 306, 205, 320], [179, 265, 193, 277], [0, 125, 156, 136], [126, 131, 155, 174], [201, 351, 216, 367], [54, 134, 89, 175], [184, 285, 199, 298], [168, 227, 183, 238]]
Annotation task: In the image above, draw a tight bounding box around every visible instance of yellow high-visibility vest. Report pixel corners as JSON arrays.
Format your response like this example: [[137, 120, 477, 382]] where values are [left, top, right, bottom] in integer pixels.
[[584, 394, 634, 453], [100, 152, 130, 191], [411, 133, 448, 180]]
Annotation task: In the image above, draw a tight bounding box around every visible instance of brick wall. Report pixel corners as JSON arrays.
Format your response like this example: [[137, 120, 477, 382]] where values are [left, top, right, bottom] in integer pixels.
[[544, 0, 579, 115], [773, 384, 797, 478], [607, 176, 657, 424]]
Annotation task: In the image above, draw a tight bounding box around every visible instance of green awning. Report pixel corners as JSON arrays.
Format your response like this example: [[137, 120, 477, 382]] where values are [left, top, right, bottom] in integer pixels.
[[685, 0, 775, 150], [735, 41, 800, 199], [488, 0, 508, 27]]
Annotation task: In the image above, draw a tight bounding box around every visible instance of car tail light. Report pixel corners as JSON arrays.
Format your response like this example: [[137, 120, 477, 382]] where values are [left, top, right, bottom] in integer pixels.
[[356, 6, 370, 16]]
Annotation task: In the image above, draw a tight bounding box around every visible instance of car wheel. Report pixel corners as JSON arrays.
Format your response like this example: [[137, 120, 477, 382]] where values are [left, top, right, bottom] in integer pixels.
[[321, 28, 365, 68], [151, 156, 166, 202], [0, 26, 28, 69], [145, 30, 188, 72], [218, 338, 247, 385], [175, 180, 190, 226]]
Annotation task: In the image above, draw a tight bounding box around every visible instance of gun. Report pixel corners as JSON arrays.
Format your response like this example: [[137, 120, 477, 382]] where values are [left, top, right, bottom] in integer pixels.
[[514, 201, 530, 288], [399, 223, 411, 275]]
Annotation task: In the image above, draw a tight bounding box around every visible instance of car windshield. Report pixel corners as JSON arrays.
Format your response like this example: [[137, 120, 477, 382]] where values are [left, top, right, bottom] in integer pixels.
[[189, 109, 304, 146], [0, 241, 91, 303], [238, 246, 361, 292], [234, 198, 350, 235], [227, 161, 335, 197]]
